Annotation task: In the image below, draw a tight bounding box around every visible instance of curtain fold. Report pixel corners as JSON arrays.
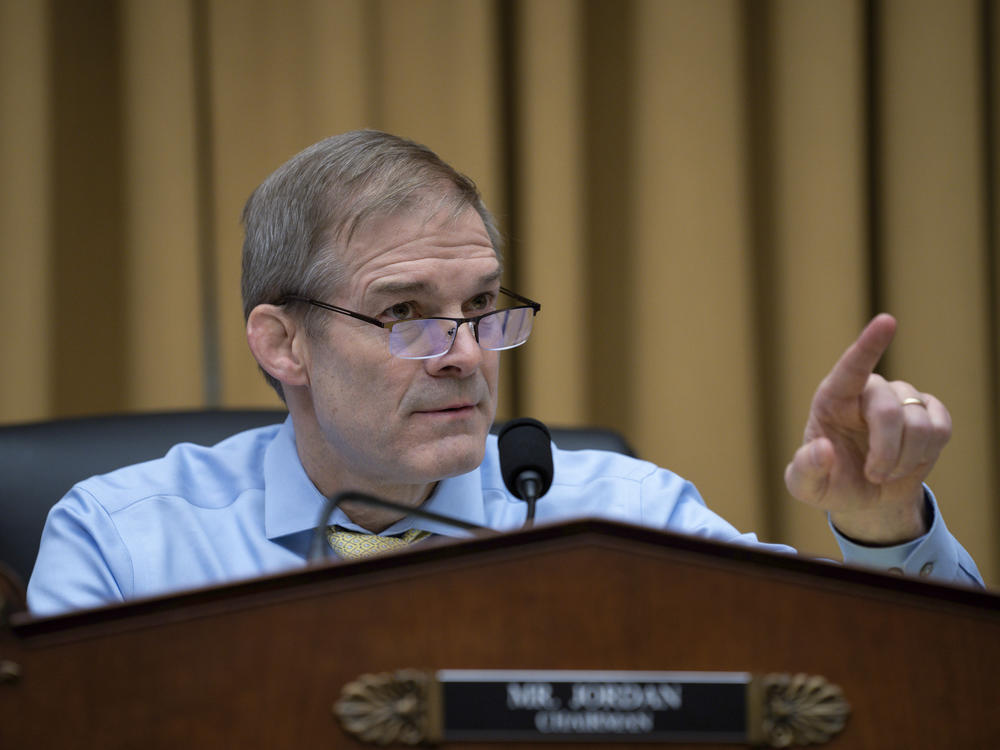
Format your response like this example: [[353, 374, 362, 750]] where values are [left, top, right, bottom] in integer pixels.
[[121, 0, 204, 409], [1, 0, 52, 421], [2, 0, 997, 582]]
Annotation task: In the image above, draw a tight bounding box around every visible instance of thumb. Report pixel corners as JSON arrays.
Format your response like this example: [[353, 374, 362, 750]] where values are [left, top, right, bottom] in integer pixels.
[[785, 438, 835, 504]]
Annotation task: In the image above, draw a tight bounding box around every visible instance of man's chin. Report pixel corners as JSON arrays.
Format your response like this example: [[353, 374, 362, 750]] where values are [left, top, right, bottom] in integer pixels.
[[406, 430, 488, 481]]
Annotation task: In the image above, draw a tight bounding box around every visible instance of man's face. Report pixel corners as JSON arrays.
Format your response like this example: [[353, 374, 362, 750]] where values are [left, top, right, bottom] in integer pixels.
[[295, 204, 501, 498]]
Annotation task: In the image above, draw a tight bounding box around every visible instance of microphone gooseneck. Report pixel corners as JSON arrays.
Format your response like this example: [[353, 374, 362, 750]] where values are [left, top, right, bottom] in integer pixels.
[[308, 490, 490, 564], [497, 417, 554, 526]]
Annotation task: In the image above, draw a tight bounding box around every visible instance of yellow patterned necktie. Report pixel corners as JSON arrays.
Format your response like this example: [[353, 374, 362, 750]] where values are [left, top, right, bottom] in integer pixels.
[[326, 527, 431, 560]]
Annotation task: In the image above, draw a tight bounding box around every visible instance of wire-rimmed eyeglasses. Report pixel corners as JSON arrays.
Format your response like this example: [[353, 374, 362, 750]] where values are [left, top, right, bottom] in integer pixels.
[[280, 287, 541, 360]]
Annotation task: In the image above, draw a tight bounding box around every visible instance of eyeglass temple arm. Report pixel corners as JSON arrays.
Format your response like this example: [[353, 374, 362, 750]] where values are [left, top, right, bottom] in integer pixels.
[[500, 287, 541, 311]]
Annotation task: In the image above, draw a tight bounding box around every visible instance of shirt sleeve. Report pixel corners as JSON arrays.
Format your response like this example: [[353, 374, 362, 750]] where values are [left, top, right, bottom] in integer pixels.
[[26, 487, 133, 617], [830, 486, 984, 587]]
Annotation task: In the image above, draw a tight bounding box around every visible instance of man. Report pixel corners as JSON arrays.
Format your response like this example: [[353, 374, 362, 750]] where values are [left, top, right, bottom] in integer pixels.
[[27, 130, 982, 616]]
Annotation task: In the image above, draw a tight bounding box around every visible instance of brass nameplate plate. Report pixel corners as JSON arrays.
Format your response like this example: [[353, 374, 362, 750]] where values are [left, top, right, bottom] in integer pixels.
[[334, 669, 849, 746]]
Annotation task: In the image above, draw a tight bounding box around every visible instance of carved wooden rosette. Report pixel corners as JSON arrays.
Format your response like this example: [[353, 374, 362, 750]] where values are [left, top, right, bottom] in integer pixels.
[[747, 673, 851, 747], [333, 669, 442, 746], [333, 670, 849, 747]]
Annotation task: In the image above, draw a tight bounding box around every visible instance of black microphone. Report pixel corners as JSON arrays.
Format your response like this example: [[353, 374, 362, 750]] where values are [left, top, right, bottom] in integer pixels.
[[497, 417, 554, 526]]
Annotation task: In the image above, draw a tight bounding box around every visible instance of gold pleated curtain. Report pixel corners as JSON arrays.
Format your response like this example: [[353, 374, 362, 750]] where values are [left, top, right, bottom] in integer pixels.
[[2, 0, 998, 583]]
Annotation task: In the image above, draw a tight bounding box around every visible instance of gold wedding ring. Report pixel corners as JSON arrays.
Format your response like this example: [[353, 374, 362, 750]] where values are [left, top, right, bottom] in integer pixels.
[[901, 397, 927, 408]]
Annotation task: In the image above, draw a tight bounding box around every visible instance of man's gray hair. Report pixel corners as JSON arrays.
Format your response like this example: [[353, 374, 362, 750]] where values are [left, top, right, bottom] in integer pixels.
[[241, 129, 502, 397]]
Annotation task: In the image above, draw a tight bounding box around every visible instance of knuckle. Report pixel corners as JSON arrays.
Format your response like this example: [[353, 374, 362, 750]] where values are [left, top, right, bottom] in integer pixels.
[[869, 401, 902, 425]]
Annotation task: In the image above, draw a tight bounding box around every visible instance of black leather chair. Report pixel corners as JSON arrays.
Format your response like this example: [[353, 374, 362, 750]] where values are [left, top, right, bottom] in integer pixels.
[[0, 410, 634, 587]]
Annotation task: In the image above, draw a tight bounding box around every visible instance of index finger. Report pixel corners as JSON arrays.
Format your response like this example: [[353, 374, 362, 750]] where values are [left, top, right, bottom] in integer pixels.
[[818, 313, 897, 401]]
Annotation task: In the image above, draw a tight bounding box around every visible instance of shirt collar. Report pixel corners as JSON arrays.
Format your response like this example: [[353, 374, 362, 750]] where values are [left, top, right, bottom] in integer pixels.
[[263, 416, 327, 541], [263, 415, 489, 540]]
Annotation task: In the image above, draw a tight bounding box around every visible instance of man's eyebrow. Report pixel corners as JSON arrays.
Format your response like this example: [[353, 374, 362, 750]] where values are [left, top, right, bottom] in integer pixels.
[[476, 269, 503, 288], [367, 279, 433, 298], [368, 270, 503, 299]]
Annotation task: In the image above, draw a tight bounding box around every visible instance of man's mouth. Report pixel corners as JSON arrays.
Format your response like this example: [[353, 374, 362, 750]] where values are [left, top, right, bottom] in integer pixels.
[[415, 402, 477, 415]]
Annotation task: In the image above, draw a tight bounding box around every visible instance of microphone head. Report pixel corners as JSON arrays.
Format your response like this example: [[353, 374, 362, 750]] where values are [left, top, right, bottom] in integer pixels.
[[497, 417, 554, 500]]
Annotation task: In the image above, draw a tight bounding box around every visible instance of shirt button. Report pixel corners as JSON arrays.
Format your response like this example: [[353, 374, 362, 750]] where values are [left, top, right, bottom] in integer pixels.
[[919, 562, 934, 577], [888, 567, 904, 575]]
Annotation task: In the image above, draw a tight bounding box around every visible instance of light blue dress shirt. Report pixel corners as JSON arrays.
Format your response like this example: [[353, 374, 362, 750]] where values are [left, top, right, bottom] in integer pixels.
[[27, 417, 983, 616]]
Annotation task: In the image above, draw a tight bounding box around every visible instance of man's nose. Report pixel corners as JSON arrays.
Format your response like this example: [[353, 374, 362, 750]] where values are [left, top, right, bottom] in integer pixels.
[[428, 321, 482, 372]]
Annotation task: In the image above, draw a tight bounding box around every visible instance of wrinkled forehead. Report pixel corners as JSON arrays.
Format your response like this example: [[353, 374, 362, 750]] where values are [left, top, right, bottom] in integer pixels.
[[319, 198, 497, 300]]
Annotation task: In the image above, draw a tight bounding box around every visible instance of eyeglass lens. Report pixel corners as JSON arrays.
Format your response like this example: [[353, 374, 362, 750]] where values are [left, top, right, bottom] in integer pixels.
[[388, 307, 535, 359]]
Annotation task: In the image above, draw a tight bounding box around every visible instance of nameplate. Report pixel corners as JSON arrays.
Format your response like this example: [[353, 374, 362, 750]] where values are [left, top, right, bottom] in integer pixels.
[[333, 668, 850, 746], [440, 669, 745, 742]]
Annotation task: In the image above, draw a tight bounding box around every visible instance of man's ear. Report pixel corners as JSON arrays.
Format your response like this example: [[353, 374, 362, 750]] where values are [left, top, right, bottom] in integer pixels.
[[246, 304, 310, 387]]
